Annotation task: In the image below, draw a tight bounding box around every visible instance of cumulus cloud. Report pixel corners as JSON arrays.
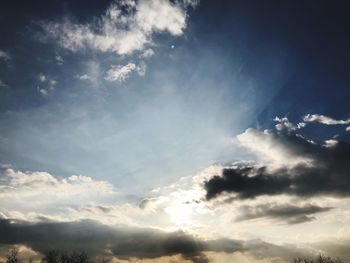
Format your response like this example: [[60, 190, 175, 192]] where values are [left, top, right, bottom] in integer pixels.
[[0, 168, 116, 208], [42, 0, 193, 56], [274, 116, 306, 132], [235, 203, 333, 224], [303, 114, 350, 125], [204, 118, 350, 200], [105, 62, 145, 82]]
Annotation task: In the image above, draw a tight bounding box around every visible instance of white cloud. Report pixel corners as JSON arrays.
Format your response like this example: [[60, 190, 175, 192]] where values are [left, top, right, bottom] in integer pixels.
[[55, 54, 64, 65], [77, 74, 94, 81], [37, 86, 48, 96], [273, 116, 297, 132], [0, 80, 8, 88], [346, 126, 350, 132], [0, 50, 11, 62], [36, 74, 57, 96], [105, 62, 146, 82], [303, 114, 350, 125], [136, 61, 147, 76], [43, 0, 192, 56], [135, 0, 186, 36], [76, 61, 101, 87], [274, 117, 306, 132], [0, 168, 116, 208], [38, 73, 47, 82], [140, 48, 155, 58], [324, 139, 338, 147], [237, 128, 314, 169]]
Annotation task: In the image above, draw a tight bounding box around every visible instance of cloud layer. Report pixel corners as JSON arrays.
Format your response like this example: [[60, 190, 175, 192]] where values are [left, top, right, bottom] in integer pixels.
[[235, 203, 333, 225], [0, 218, 244, 263]]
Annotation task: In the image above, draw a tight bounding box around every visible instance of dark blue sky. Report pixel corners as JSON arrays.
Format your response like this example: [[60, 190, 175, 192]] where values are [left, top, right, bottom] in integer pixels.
[[1, 0, 349, 118]]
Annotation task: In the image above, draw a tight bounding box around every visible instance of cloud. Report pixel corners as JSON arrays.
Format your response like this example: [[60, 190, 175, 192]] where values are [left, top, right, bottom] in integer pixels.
[[0, 218, 244, 263], [204, 118, 350, 200], [0, 80, 8, 88], [274, 116, 305, 132], [36, 73, 57, 96], [38, 73, 47, 82], [235, 203, 333, 224], [237, 128, 314, 168], [4, 218, 343, 262], [76, 60, 101, 86], [55, 54, 64, 65], [140, 48, 155, 58], [76, 74, 94, 82], [0, 50, 11, 62], [204, 166, 291, 200], [303, 114, 350, 125], [42, 0, 193, 56], [0, 168, 116, 208], [105, 62, 145, 82]]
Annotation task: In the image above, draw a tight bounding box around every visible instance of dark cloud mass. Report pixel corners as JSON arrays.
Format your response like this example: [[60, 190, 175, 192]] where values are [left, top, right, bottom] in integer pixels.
[[205, 132, 350, 200], [0, 219, 244, 262], [236, 203, 333, 224], [2, 218, 332, 262]]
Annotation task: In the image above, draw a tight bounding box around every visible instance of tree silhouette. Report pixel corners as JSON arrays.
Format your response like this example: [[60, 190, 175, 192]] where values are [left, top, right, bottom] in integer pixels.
[[42, 250, 89, 263], [292, 255, 342, 263]]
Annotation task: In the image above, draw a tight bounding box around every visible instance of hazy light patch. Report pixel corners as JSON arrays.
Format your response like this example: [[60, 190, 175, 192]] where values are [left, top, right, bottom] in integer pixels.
[[237, 128, 314, 169]]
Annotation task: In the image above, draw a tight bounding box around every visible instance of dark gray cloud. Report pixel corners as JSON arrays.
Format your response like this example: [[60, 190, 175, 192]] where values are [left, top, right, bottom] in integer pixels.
[[204, 131, 350, 200], [2, 218, 348, 262], [236, 203, 333, 224], [0, 219, 244, 263]]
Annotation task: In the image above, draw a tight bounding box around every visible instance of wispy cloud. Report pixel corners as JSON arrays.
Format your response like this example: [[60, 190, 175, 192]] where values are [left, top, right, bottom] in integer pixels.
[[235, 203, 333, 225], [0, 50, 11, 62], [303, 114, 350, 125], [0, 80, 8, 88], [105, 62, 145, 82], [54, 54, 64, 65], [76, 74, 94, 82], [42, 0, 194, 56]]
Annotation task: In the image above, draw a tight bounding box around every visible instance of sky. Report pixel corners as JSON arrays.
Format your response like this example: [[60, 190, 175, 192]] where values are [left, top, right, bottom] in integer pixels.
[[0, 0, 350, 262]]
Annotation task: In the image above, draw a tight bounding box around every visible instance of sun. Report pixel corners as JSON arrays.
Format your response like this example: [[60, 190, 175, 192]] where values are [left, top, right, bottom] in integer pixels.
[[165, 201, 193, 227]]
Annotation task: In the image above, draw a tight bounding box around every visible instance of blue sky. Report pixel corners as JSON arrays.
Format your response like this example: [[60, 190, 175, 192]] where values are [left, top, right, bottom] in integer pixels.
[[0, 1, 350, 262]]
